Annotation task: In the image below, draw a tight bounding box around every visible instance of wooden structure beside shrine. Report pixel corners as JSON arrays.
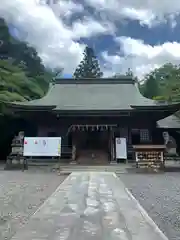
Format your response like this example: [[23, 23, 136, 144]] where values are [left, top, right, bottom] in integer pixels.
[[4, 77, 180, 165]]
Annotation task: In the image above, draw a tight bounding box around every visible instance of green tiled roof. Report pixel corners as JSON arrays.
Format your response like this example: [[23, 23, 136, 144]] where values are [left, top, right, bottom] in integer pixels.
[[157, 115, 180, 129], [11, 78, 158, 110]]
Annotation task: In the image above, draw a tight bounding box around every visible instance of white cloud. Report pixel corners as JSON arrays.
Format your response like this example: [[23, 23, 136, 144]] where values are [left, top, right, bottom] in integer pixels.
[[102, 52, 122, 65], [102, 37, 180, 79], [0, 0, 83, 73], [71, 17, 115, 39], [0, 0, 113, 74], [1, 0, 180, 80], [120, 8, 155, 27], [46, 0, 84, 19], [84, 0, 180, 27]]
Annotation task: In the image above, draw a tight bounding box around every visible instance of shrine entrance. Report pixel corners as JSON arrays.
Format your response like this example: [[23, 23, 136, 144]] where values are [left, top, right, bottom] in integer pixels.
[[70, 125, 115, 165]]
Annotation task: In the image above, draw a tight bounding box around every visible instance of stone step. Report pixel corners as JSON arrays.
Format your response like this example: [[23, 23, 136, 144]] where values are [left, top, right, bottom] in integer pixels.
[[59, 165, 123, 169], [60, 167, 120, 170], [58, 164, 129, 174], [60, 166, 123, 170], [60, 170, 127, 174], [165, 156, 180, 161]]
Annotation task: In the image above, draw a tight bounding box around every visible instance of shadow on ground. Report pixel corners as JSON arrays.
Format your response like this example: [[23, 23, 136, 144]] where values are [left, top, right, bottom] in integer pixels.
[[164, 166, 180, 172]]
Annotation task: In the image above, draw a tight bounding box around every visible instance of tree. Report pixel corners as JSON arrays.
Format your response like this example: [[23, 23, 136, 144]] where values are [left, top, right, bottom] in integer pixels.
[[73, 46, 103, 78], [0, 19, 14, 60], [12, 43, 45, 76], [0, 59, 46, 101], [143, 74, 160, 99], [0, 18, 53, 100], [0, 18, 55, 159], [141, 63, 180, 102], [126, 68, 133, 77], [157, 64, 180, 102]]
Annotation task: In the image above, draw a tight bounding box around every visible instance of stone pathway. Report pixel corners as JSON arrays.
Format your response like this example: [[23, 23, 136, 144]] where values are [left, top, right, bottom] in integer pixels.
[[12, 172, 168, 240]]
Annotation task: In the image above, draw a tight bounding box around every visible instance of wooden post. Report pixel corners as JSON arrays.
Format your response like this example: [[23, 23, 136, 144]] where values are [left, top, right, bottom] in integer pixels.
[[110, 127, 117, 164], [70, 144, 77, 164], [135, 151, 139, 168]]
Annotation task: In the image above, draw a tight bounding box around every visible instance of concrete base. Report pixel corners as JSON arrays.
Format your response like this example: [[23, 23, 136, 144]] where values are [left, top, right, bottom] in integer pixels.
[[70, 160, 77, 164], [12, 172, 168, 240], [110, 160, 117, 164], [4, 158, 28, 170]]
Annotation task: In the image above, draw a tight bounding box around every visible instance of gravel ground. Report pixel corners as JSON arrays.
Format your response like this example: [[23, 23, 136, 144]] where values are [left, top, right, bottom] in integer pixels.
[[1, 167, 179, 240], [0, 168, 66, 240], [119, 172, 180, 240]]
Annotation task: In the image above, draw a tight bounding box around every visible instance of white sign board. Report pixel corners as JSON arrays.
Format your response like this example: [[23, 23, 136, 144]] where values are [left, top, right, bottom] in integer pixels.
[[115, 137, 127, 159], [23, 137, 61, 157]]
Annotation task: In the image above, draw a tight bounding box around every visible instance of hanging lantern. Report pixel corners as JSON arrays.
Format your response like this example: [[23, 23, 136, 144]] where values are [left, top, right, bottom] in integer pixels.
[[92, 126, 95, 131], [96, 125, 99, 131], [86, 125, 88, 131]]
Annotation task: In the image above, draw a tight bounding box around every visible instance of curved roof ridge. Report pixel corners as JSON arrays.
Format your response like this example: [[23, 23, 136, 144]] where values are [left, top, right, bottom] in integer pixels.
[[27, 83, 55, 103], [55, 77, 135, 85], [3, 83, 56, 109], [133, 82, 156, 105], [6, 78, 180, 113], [36, 82, 55, 102]]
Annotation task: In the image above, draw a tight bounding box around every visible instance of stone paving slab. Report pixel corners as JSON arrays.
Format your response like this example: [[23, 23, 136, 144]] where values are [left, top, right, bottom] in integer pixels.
[[12, 172, 168, 240]]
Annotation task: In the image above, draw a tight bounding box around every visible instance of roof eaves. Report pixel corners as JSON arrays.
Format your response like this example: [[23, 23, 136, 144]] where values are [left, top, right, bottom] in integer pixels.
[[131, 102, 180, 110], [4, 102, 56, 110], [157, 115, 180, 129], [55, 77, 135, 85], [52, 109, 132, 116]]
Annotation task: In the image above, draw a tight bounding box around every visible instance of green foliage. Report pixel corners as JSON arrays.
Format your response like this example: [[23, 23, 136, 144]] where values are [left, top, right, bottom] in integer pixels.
[[0, 18, 54, 157], [141, 63, 180, 103], [143, 74, 160, 99], [73, 46, 103, 79], [152, 96, 166, 101], [0, 19, 14, 60], [0, 18, 52, 109]]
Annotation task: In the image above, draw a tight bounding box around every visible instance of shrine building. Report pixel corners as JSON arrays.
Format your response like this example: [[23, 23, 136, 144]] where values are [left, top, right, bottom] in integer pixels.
[[5, 77, 180, 164]]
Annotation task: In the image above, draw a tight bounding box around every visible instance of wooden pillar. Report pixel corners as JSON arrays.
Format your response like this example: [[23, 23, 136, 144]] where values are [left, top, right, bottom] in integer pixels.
[[71, 131, 77, 164], [128, 127, 132, 144], [110, 127, 117, 164], [109, 129, 113, 162]]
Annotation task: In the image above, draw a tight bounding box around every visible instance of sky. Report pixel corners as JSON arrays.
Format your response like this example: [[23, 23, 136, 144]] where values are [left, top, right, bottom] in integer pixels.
[[1, 0, 180, 79]]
